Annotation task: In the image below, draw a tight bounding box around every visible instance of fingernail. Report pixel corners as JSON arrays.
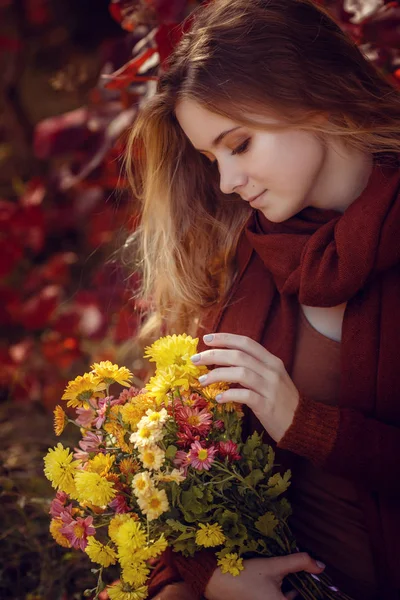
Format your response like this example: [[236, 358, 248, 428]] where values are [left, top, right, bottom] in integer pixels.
[[198, 375, 208, 384], [316, 561, 325, 569], [203, 334, 214, 342], [215, 394, 223, 402], [190, 354, 200, 363]]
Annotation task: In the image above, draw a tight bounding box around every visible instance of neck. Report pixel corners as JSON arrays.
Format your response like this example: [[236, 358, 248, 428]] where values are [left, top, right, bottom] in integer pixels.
[[308, 142, 373, 213]]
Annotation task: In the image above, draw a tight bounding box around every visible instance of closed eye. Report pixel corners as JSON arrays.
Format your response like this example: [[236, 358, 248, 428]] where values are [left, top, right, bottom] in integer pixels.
[[203, 138, 251, 165]]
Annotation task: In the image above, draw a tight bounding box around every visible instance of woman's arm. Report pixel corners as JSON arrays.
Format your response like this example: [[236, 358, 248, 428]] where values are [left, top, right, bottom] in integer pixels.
[[147, 547, 217, 600], [278, 394, 400, 495]]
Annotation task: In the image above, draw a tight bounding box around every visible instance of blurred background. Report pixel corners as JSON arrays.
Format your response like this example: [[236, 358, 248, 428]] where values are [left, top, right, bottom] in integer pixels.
[[0, 0, 399, 598]]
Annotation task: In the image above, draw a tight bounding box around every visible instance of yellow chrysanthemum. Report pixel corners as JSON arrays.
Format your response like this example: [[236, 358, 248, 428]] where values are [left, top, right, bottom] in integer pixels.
[[109, 513, 136, 544], [115, 519, 147, 554], [43, 443, 80, 495], [49, 517, 71, 548], [85, 536, 117, 567], [120, 396, 155, 430], [144, 365, 194, 405], [74, 471, 116, 507], [53, 405, 68, 436], [87, 453, 115, 476], [195, 523, 226, 548], [138, 445, 165, 471], [91, 361, 133, 387], [217, 552, 244, 576], [61, 373, 106, 409], [202, 382, 230, 401], [121, 559, 150, 587], [137, 488, 169, 521], [107, 582, 148, 600], [144, 333, 199, 370], [146, 534, 168, 559], [132, 471, 154, 498]]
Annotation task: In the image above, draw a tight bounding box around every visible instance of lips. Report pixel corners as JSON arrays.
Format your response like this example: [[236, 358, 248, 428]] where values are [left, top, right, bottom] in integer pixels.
[[248, 190, 266, 203]]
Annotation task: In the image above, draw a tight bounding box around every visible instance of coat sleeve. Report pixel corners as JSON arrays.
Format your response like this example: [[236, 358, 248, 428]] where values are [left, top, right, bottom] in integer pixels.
[[148, 547, 217, 600], [277, 395, 400, 495]]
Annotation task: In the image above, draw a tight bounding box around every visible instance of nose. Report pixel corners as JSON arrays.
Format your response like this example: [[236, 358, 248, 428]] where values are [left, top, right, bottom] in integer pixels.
[[218, 160, 247, 196]]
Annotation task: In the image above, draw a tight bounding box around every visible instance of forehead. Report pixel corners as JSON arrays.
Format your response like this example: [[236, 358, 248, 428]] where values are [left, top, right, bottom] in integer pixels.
[[175, 99, 238, 150]]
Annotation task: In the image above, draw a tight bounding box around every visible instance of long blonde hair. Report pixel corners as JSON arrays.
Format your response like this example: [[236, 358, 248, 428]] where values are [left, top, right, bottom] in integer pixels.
[[124, 0, 400, 346]]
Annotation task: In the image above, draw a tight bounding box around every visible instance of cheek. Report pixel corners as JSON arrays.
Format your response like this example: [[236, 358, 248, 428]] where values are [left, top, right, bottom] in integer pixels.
[[254, 132, 324, 186]]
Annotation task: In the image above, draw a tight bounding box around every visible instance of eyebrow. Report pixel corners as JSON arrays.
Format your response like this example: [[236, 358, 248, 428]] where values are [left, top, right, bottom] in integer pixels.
[[196, 126, 241, 152]]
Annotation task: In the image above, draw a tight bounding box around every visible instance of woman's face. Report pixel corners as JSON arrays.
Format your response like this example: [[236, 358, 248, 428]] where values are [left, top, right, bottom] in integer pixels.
[[175, 99, 327, 223]]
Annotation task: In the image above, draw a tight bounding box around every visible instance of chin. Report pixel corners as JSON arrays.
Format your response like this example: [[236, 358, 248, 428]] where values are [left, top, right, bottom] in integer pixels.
[[258, 208, 292, 223]]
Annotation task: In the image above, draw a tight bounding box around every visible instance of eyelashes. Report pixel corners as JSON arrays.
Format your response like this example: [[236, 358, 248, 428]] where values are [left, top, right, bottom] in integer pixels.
[[231, 138, 250, 156], [208, 138, 251, 165]]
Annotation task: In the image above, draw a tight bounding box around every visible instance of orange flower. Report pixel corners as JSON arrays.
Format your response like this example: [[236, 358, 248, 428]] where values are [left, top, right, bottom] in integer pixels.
[[50, 518, 71, 548], [53, 405, 68, 436]]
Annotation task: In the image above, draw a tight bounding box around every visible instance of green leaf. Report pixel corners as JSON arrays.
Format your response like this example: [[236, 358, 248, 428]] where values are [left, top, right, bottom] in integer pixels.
[[263, 446, 275, 473], [166, 519, 189, 533], [165, 445, 178, 460], [243, 468, 265, 488], [276, 497, 292, 520], [255, 511, 279, 537], [266, 470, 291, 498], [175, 531, 195, 542], [242, 432, 263, 458]]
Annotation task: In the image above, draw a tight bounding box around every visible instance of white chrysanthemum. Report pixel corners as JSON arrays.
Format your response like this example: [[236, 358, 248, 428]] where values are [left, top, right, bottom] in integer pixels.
[[130, 423, 163, 448], [132, 471, 154, 498], [137, 488, 169, 521], [138, 445, 165, 471], [144, 408, 169, 426]]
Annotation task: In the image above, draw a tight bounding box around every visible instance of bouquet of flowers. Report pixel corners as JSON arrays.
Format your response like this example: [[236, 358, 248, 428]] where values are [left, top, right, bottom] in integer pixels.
[[44, 334, 352, 600]]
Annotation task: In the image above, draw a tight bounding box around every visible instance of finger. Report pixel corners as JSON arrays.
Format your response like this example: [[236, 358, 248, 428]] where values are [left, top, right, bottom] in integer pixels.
[[192, 348, 270, 379], [198, 366, 266, 396], [214, 387, 264, 412], [263, 553, 325, 577], [202, 333, 282, 368]]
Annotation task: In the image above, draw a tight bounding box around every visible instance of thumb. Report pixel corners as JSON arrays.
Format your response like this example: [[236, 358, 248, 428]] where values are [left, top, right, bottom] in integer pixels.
[[266, 553, 326, 577]]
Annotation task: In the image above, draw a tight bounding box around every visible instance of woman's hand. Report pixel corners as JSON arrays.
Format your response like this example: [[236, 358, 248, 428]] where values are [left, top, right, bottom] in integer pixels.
[[191, 333, 300, 443], [204, 553, 325, 600]]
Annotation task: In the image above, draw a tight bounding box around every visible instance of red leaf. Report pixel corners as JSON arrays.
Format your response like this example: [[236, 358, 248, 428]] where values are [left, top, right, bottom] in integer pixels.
[[19, 285, 61, 330], [0, 286, 22, 325], [0, 237, 24, 278], [104, 48, 158, 90], [113, 305, 141, 342], [41, 332, 83, 370]]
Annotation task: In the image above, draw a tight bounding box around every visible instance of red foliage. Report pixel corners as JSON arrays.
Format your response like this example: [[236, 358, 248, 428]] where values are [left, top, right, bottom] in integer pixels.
[[2, 0, 399, 411]]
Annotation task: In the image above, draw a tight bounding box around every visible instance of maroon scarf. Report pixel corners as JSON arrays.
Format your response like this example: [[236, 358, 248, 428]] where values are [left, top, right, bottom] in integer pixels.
[[196, 153, 400, 594]]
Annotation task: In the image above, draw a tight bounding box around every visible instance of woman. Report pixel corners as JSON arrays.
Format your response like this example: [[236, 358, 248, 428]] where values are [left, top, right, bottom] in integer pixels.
[[125, 0, 400, 598]]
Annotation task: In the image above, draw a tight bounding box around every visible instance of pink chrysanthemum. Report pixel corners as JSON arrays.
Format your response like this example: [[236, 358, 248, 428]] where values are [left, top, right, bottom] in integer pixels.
[[49, 491, 69, 518], [176, 426, 199, 448], [174, 450, 191, 475], [73, 431, 104, 461], [109, 494, 130, 514], [75, 405, 96, 428], [189, 441, 217, 471], [218, 440, 241, 461], [214, 420, 224, 431], [175, 406, 213, 436], [60, 515, 95, 551], [80, 431, 104, 452], [117, 386, 144, 404], [189, 393, 209, 410]]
